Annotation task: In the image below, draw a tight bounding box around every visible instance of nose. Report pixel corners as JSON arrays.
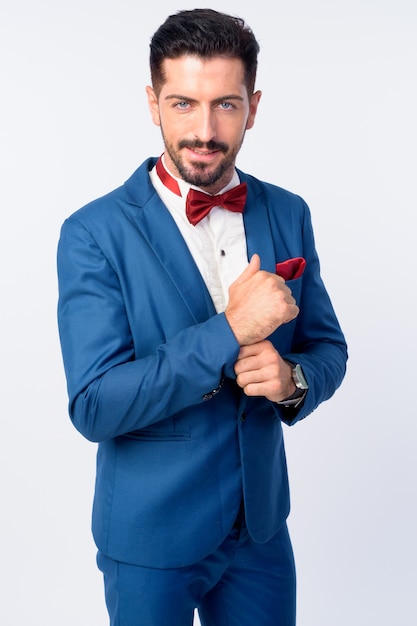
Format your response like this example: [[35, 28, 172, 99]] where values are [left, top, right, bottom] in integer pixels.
[[194, 105, 216, 143]]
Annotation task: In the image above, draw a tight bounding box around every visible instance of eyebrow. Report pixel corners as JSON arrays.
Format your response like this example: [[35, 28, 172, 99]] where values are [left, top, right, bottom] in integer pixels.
[[164, 94, 245, 104]]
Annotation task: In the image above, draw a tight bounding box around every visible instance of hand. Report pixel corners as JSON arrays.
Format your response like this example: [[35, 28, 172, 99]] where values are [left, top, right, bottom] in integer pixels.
[[225, 254, 299, 346], [234, 341, 296, 402]]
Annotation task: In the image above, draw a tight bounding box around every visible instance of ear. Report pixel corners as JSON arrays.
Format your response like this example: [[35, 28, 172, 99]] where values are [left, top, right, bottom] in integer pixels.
[[246, 90, 262, 130], [146, 86, 161, 127]]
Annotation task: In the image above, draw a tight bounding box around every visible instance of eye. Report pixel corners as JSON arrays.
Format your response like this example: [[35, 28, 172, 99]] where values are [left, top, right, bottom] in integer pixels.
[[218, 102, 234, 110], [174, 101, 190, 110]]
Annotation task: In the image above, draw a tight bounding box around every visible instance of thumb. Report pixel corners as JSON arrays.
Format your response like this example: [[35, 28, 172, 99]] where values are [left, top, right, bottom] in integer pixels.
[[235, 253, 261, 284]]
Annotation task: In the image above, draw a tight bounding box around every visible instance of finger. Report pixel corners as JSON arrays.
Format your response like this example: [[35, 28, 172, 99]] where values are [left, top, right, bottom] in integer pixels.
[[236, 341, 267, 360], [233, 253, 261, 285]]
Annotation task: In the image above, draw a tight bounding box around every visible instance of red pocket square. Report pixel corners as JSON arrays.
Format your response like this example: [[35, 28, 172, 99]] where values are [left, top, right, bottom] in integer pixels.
[[275, 257, 306, 281]]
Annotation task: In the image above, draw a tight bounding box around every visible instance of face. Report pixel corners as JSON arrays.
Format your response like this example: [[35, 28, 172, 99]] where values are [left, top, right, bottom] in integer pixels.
[[146, 55, 261, 193]]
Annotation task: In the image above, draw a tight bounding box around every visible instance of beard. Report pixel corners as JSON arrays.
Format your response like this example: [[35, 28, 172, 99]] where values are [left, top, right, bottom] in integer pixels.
[[161, 133, 245, 190]]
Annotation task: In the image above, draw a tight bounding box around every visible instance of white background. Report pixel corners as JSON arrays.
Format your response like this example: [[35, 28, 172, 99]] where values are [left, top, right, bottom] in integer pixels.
[[1, 0, 416, 624]]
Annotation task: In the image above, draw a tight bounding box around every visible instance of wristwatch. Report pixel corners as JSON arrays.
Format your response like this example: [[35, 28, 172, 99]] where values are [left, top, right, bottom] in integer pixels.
[[277, 362, 309, 408], [291, 363, 309, 391]]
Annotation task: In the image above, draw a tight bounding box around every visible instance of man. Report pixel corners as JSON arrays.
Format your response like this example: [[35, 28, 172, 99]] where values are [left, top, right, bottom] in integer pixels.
[[57, 8, 347, 626]]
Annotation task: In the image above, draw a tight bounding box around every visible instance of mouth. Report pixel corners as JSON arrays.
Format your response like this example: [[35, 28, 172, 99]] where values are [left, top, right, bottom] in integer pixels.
[[185, 145, 225, 165], [191, 147, 218, 155], [191, 148, 218, 156], [179, 140, 228, 162]]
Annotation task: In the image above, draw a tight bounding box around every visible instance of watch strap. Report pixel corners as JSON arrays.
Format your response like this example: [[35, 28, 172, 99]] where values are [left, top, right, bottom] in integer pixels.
[[276, 387, 307, 408]]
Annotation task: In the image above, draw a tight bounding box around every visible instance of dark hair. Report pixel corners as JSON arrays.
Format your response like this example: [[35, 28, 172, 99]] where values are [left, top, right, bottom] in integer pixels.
[[149, 9, 260, 95]]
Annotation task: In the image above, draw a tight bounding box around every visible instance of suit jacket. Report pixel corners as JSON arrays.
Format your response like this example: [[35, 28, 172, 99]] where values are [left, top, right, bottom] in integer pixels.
[[57, 157, 347, 568]]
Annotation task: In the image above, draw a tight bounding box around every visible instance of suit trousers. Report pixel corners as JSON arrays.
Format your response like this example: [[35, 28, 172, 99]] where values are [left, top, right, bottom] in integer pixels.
[[96, 515, 296, 626]]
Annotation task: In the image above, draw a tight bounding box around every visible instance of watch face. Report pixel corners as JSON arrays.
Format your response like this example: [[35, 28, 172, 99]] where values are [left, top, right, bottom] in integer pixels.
[[293, 364, 308, 389]]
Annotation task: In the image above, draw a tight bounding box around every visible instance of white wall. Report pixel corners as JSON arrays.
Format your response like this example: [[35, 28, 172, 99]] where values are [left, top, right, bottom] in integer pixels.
[[1, 1, 415, 624]]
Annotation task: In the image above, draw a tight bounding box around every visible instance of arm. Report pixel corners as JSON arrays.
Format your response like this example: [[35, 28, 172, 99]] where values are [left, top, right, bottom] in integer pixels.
[[281, 199, 348, 423], [57, 217, 240, 442]]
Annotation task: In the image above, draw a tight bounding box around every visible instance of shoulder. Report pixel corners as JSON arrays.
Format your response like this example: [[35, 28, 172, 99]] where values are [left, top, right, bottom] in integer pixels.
[[237, 169, 310, 218], [63, 157, 158, 229]]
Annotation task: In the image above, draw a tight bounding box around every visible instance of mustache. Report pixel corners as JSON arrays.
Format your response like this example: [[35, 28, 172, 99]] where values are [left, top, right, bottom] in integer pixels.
[[178, 139, 228, 153]]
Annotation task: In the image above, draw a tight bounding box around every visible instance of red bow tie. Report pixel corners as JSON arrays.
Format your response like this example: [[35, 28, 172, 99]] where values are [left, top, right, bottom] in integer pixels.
[[155, 157, 247, 226], [186, 184, 247, 226]]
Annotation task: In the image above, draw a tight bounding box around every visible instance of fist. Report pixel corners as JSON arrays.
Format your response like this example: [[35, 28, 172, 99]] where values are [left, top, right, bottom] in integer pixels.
[[225, 254, 299, 346]]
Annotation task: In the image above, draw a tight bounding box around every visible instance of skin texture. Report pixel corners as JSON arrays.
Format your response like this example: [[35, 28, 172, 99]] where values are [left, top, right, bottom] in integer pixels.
[[146, 55, 298, 402]]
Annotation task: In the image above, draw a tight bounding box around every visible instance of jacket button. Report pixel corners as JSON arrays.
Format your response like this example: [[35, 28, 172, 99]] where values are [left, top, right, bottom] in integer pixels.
[[241, 412, 247, 422], [202, 378, 225, 402]]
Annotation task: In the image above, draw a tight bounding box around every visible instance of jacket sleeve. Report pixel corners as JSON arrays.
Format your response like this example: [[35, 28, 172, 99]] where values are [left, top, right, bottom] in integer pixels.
[[57, 217, 240, 442]]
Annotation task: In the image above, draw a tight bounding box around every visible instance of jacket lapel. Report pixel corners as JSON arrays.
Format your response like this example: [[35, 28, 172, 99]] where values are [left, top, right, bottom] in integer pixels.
[[239, 171, 276, 273], [124, 159, 216, 323]]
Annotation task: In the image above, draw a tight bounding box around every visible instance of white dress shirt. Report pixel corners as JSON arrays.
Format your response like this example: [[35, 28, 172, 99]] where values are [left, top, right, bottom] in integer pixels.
[[149, 157, 249, 313]]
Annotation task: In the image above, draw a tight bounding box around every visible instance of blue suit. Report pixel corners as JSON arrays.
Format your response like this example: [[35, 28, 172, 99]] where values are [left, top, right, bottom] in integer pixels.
[[57, 157, 347, 574]]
